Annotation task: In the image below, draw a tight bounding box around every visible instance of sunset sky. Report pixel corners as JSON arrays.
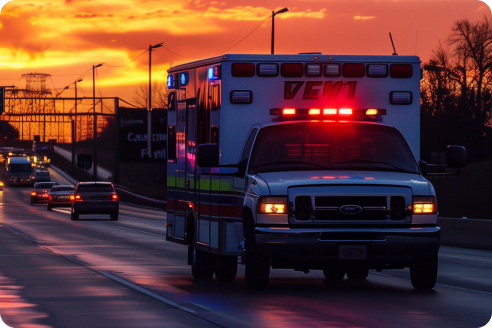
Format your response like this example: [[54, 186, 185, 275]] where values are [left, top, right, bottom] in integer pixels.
[[0, 0, 490, 104]]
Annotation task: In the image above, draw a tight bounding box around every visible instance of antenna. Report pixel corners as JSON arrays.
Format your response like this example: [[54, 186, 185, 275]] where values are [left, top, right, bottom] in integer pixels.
[[389, 32, 398, 56]]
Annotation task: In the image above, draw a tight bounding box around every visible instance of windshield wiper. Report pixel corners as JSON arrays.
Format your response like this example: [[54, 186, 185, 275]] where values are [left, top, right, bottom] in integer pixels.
[[333, 159, 417, 173]]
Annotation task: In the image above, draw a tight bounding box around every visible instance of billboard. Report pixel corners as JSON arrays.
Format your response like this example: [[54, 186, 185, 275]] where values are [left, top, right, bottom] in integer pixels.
[[118, 107, 167, 163]]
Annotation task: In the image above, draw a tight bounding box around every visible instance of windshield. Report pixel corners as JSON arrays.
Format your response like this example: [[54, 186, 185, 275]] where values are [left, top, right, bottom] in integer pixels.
[[10, 164, 32, 173], [248, 122, 419, 174]]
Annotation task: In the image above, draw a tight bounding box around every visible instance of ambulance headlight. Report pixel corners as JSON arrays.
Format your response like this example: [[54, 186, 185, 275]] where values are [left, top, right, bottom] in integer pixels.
[[258, 196, 288, 214], [412, 196, 437, 214]]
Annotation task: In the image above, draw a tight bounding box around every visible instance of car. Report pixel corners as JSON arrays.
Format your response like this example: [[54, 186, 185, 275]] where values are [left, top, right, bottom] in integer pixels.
[[70, 181, 119, 221], [33, 168, 50, 182], [47, 185, 75, 210], [31, 182, 58, 205]]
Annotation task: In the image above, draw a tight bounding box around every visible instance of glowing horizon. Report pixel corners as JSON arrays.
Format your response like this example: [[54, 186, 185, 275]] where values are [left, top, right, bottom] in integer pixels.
[[0, 0, 490, 104]]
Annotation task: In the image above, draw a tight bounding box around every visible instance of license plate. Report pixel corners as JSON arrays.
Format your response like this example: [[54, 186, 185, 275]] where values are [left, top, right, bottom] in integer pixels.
[[339, 245, 367, 259]]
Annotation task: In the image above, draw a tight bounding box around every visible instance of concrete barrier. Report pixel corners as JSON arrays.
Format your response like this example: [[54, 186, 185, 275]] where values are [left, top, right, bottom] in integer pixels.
[[438, 217, 492, 250]]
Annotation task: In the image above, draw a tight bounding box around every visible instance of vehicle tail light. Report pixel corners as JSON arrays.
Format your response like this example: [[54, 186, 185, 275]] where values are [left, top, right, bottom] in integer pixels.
[[367, 64, 388, 77], [412, 196, 437, 214], [49, 195, 52, 201], [258, 196, 288, 214], [391, 64, 413, 78], [283, 108, 296, 115], [0, 182, 4, 187], [70, 194, 81, 201], [231, 63, 255, 77], [309, 108, 321, 115], [31, 192, 36, 196], [111, 193, 118, 201], [339, 108, 353, 115]]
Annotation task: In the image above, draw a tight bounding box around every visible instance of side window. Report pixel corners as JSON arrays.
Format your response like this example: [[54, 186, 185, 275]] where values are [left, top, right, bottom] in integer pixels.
[[241, 128, 258, 161]]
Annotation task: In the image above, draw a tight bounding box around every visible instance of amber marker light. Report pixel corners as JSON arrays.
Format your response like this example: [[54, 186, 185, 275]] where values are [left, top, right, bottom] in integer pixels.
[[309, 108, 321, 115], [366, 109, 379, 115], [283, 108, 296, 115]]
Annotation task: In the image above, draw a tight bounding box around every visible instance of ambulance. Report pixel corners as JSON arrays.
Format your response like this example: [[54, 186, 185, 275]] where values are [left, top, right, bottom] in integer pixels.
[[165, 54, 466, 290]]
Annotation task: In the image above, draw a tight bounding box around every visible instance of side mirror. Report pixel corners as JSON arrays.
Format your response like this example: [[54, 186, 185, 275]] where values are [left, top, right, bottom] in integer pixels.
[[446, 145, 467, 169], [234, 158, 248, 178], [196, 143, 219, 167]]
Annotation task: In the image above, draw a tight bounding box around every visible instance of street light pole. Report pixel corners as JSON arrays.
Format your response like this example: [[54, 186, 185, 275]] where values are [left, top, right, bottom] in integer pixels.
[[92, 64, 103, 180], [271, 7, 289, 54], [71, 79, 82, 175], [147, 42, 163, 159]]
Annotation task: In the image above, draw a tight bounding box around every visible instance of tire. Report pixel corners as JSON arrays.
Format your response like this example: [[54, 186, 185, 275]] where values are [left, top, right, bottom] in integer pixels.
[[346, 267, 369, 280], [215, 255, 238, 282], [47, 205, 52, 211], [410, 256, 438, 290], [244, 216, 270, 290], [71, 210, 79, 221], [110, 211, 119, 221], [323, 266, 345, 281], [191, 246, 216, 279]]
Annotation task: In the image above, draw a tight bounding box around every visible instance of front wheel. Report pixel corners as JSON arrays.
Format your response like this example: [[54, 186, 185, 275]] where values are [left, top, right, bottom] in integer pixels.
[[191, 244, 215, 279], [410, 255, 438, 290], [323, 266, 345, 281], [244, 217, 270, 290], [215, 255, 238, 282]]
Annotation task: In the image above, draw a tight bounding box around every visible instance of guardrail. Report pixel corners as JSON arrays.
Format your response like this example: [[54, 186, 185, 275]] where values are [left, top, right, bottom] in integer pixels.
[[438, 217, 492, 250]]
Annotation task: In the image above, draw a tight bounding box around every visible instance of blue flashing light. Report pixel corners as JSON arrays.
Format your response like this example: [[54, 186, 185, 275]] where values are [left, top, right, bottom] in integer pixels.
[[179, 72, 189, 86], [208, 66, 221, 81], [167, 74, 175, 89]]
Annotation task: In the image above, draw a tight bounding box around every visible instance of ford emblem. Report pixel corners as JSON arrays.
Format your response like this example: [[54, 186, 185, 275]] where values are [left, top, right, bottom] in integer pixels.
[[339, 205, 363, 215]]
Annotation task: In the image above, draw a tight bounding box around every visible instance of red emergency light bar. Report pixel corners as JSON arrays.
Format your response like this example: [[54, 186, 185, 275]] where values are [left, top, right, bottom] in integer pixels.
[[270, 108, 386, 119]]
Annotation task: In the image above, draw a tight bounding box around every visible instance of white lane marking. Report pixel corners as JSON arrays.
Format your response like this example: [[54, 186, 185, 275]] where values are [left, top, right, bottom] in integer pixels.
[[116, 226, 165, 238], [436, 283, 492, 296]]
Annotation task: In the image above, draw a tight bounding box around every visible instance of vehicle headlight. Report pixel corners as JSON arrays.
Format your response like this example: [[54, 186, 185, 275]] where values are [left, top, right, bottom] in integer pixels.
[[412, 196, 437, 214], [258, 196, 288, 214]]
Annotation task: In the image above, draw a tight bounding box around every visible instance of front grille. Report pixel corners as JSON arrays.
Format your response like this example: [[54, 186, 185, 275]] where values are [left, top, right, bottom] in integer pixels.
[[293, 195, 407, 222]]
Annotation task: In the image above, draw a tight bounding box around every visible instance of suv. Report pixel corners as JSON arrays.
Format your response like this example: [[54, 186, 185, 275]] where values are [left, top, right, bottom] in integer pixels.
[[71, 182, 119, 221]]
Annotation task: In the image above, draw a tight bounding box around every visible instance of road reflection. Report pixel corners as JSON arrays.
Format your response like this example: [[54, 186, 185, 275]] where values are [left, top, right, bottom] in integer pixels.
[[0, 274, 52, 328]]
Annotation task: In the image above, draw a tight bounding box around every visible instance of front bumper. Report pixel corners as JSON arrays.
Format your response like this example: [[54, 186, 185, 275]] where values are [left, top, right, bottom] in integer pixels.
[[254, 226, 440, 270]]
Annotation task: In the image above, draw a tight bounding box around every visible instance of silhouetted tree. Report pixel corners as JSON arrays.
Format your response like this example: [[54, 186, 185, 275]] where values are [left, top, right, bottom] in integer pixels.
[[132, 82, 168, 109], [422, 16, 492, 161]]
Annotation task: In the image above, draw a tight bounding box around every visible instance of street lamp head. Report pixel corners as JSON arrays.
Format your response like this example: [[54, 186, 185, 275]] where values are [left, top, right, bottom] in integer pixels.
[[274, 7, 289, 15], [94, 63, 103, 68], [151, 42, 164, 49], [77, 79, 83, 83]]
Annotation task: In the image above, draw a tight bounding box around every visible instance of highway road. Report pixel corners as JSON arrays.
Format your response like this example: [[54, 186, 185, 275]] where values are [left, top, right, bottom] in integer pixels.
[[0, 174, 491, 327]]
